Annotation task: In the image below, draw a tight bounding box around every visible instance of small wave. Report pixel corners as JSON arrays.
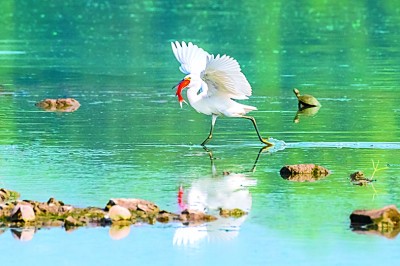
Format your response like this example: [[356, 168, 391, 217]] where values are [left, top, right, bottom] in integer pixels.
[[0, 51, 26, 55]]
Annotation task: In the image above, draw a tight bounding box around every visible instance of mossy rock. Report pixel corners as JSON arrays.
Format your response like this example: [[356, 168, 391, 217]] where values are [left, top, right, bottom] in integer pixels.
[[219, 208, 247, 218], [35, 98, 80, 112], [0, 188, 20, 203]]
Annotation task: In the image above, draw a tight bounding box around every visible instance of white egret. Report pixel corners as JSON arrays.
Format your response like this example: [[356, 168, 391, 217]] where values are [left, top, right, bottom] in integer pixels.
[[171, 41, 273, 146]]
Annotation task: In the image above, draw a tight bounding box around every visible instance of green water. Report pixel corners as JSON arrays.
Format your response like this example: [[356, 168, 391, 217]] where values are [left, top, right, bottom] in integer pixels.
[[1, 1, 400, 265]]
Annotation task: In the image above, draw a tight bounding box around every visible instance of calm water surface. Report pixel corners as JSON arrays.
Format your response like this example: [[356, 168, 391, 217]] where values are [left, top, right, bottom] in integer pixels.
[[1, 1, 400, 265]]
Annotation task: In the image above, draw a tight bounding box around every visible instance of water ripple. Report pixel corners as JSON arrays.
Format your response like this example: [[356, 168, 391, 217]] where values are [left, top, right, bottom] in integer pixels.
[[285, 142, 400, 149]]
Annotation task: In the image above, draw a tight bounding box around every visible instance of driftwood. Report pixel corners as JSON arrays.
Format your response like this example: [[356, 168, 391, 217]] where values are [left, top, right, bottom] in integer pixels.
[[280, 164, 330, 182]]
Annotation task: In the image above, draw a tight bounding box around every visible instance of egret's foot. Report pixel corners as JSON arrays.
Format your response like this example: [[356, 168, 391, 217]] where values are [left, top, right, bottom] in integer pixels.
[[261, 138, 274, 147], [200, 137, 212, 146]]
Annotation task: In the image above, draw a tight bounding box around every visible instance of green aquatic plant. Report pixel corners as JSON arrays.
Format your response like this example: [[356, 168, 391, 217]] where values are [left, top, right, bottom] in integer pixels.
[[369, 160, 388, 196], [350, 160, 388, 198], [370, 160, 388, 180]]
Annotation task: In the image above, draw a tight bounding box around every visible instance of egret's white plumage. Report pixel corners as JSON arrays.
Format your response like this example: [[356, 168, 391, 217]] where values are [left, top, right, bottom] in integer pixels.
[[171, 41, 272, 146]]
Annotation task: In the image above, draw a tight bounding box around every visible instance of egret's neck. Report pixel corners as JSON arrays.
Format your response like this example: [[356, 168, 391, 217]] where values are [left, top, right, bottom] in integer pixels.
[[186, 78, 208, 106]]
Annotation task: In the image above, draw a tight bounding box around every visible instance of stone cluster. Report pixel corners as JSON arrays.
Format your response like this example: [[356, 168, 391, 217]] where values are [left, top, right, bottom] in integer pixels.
[[0, 188, 245, 232]]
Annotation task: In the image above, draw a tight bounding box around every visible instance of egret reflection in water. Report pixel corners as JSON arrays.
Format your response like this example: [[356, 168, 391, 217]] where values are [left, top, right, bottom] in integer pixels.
[[173, 148, 262, 246]]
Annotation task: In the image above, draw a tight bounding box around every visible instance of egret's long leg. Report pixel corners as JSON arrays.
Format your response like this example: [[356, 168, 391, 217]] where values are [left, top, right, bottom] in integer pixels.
[[201, 114, 218, 146], [242, 116, 274, 147]]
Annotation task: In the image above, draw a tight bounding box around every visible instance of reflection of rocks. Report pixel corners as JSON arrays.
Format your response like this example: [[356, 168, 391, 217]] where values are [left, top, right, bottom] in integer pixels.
[[0, 188, 247, 241], [280, 164, 330, 182], [350, 171, 375, 186], [11, 228, 36, 242], [350, 205, 400, 239], [281, 173, 327, 182], [109, 224, 131, 240], [352, 227, 400, 239], [35, 98, 80, 112]]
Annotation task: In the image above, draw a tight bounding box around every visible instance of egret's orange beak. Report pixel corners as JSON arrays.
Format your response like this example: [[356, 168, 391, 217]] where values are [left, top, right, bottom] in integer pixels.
[[175, 79, 190, 108]]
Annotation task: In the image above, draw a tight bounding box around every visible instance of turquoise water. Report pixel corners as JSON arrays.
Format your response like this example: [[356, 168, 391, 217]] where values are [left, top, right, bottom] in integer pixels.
[[1, 1, 400, 265]]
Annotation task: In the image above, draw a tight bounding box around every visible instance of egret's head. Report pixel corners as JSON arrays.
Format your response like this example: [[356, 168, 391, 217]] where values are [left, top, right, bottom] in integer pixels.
[[174, 76, 191, 108]]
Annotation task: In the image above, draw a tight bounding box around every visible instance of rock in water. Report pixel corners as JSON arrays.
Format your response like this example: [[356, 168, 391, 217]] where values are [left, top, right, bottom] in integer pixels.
[[64, 216, 84, 229], [350, 205, 400, 229], [11, 204, 36, 222], [0, 188, 20, 203], [35, 98, 80, 112], [105, 198, 159, 214], [108, 205, 132, 222], [350, 171, 375, 186], [11, 228, 35, 242]]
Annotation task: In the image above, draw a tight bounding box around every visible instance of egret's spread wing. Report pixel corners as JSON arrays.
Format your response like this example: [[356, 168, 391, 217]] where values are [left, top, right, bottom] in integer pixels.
[[203, 54, 251, 100], [171, 41, 209, 75]]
